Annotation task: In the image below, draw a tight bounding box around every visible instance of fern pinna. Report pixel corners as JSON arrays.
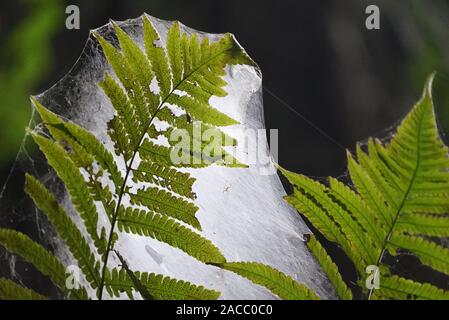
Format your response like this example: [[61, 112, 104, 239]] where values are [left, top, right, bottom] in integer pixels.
[[280, 75, 449, 300], [0, 16, 255, 300]]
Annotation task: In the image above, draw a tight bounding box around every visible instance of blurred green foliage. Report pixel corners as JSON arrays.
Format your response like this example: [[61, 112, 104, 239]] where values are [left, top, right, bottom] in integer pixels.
[[406, 1, 449, 140], [0, 0, 62, 165]]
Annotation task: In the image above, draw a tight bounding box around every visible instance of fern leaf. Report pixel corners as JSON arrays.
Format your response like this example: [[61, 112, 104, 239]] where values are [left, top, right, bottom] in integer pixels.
[[112, 22, 158, 122], [154, 112, 241, 167], [166, 94, 237, 126], [31, 97, 124, 188], [280, 74, 449, 299], [284, 189, 341, 243], [31, 100, 119, 219], [280, 168, 372, 273], [0, 278, 48, 300], [177, 81, 211, 104], [396, 213, 449, 237], [96, 16, 248, 172], [346, 154, 394, 225], [24, 174, 102, 289], [138, 138, 175, 167], [129, 187, 200, 229], [379, 275, 449, 300], [188, 34, 201, 68], [143, 15, 171, 97], [33, 100, 123, 217], [30, 133, 105, 253], [107, 117, 134, 161], [306, 235, 352, 300], [366, 138, 406, 192], [117, 206, 225, 263], [388, 234, 449, 275], [98, 73, 141, 151], [132, 160, 196, 199], [94, 32, 151, 136], [328, 177, 387, 244], [21, 16, 254, 300], [0, 229, 88, 299], [105, 268, 220, 300], [181, 32, 192, 75], [213, 262, 319, 300], [30, 98, 94, 170], [113, 250, 154, 300], [166, 22, 184, 85], [355, 144, 401, 208]]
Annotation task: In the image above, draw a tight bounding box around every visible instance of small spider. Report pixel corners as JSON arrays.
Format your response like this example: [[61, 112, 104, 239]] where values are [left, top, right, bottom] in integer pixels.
[[223, 184, 232, 193]]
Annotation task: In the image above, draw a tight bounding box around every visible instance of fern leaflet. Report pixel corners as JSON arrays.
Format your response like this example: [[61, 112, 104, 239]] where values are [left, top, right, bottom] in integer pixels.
[[280, 75, 449, 300], [0, 229, 88, 299], [0, 278, 48, 300], [212, 262, 319, 300]]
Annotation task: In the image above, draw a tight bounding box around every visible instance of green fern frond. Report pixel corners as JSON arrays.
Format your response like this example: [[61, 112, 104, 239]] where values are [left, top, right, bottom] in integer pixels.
[[105, 268, 220, 300], [33, 98, 124, 188], [378, 275, 449, 300], [0, 229, 88, 299], [30, 132, 106, 254], [161, 119, 243, 168], [131, 161, 196, 199], [116, 206, 226, 263], [112, 21, 158, 114], [138, 138, 177, 167], [143, 17, 171, 97], [395, 213, 449, 237], [24, 174, 102, 289], [0, 278, 48, 300], [213, 262, 319, 300], [30, 101, 120, 223], [306, 235, 352, 300], [98, 73, 142, 153], [280, 74, 449, 300], [166, 21, 184, 86], [1, 15, 256, 300], [282, 182, 368, 273], [129, 187, 200, 229], [388, 234, 449, 275], [287, 170, 377, 266], [166, 94, 237, 126], [30, 98, 95, 170]]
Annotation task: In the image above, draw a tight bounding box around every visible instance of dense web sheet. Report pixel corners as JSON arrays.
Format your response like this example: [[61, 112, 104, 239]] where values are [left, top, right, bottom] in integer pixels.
[[0, 14, 335, 299]]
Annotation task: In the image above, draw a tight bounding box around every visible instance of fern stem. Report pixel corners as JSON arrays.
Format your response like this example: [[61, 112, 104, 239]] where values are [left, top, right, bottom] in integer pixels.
[[97, 48, 231, 300]]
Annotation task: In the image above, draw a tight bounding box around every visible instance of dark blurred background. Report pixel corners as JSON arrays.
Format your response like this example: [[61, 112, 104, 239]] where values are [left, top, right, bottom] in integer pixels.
[[1, 0, 449, 297]]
